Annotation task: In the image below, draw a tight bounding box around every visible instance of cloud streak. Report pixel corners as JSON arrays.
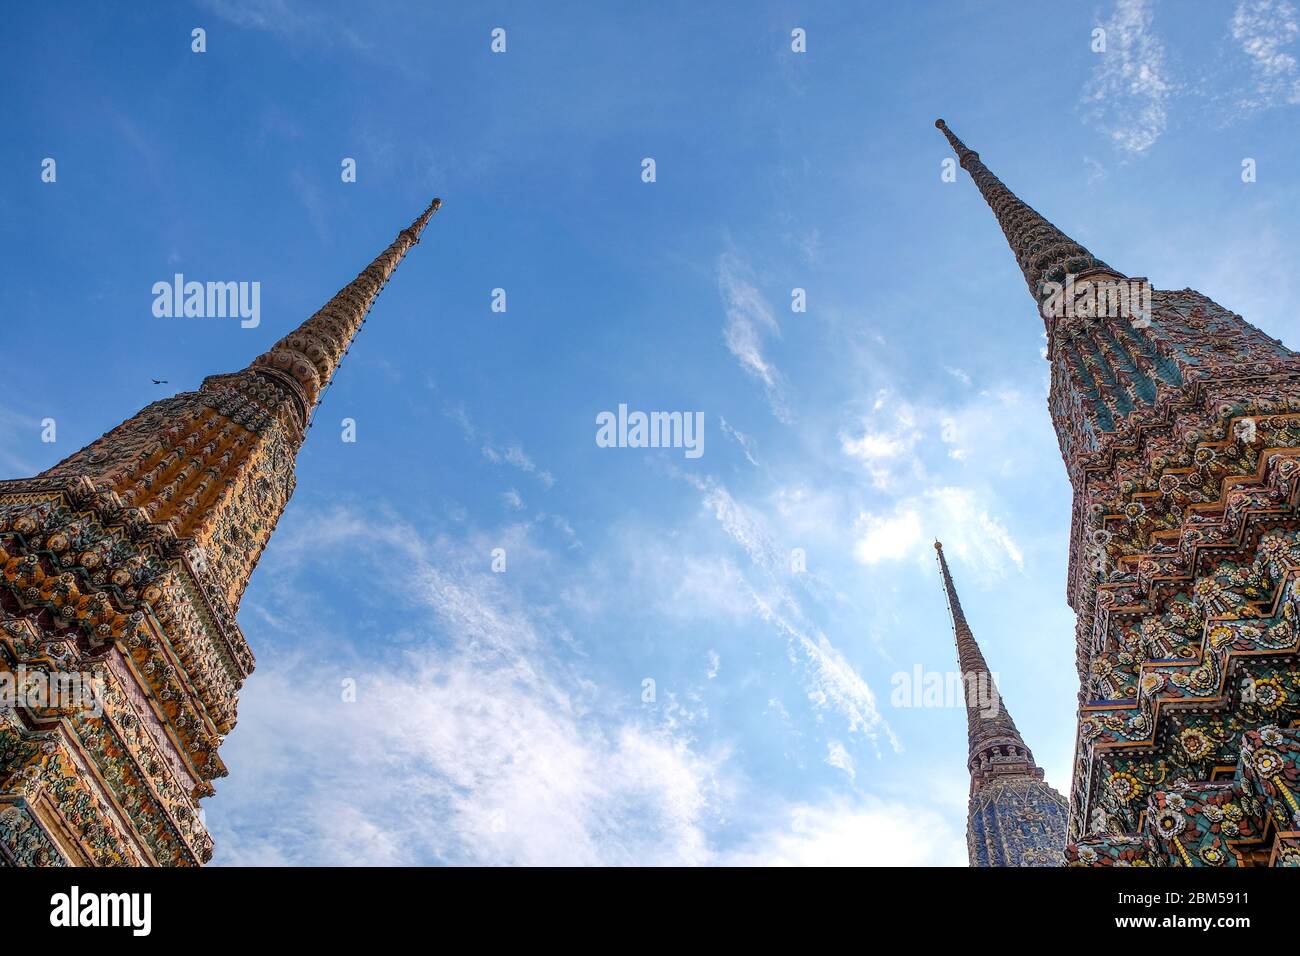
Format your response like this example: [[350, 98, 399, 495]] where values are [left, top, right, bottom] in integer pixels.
[[718, 253, 793, 423], [215, 507, 727, 866], [684, 473, 900, 751], [1231, 0, 1300, 108], [724, 796, 965, 866], [1081, 0, 1173, 155], [445, 404, 556, 489]]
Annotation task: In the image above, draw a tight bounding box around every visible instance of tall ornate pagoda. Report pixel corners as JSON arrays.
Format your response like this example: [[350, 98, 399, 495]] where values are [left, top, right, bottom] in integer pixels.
[[0, 198, 440, 865], [934, 541, 1068, 865], [938, 116, 1300, 867]]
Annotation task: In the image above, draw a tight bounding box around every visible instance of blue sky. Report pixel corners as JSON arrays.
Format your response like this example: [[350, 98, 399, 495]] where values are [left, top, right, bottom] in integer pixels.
[[5, 0, 1300, 865]]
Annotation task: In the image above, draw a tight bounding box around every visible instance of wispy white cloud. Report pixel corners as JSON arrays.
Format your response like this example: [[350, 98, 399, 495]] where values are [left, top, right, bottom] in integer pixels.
[[1078, 0, 1300, 152], [220, 501, 929, 867], [445, 404, 556, 488], [1081, 0, 1173, 155], [723, 796, 965, 866], [499, 444, 555, 488], [719, 415, 761, 466], [785, 227, 823, 266], [201, 0, 371, 52], [216, 506, 727, 866], [943, 365, 971, 387], [1230, 0, 1300, 108], [852, 507, 923, 564], [217, 653, 726, 865], [683, 473, 899, 751], [841, 386, 1035, 487], [852, 487, 1024, 578], [840, 395, 925, 491], [718, 253, 793, 423], [840, 385, 1038, 578], [706, 649, 722, 680], [825, 740, 856, 780]]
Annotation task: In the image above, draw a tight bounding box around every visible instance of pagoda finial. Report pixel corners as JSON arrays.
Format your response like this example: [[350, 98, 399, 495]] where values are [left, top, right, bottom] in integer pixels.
[[250, 197, 442, 423], [934, 119, 977, 164], [934, 118, 1120, 311], [933, 541, 1043, 788]]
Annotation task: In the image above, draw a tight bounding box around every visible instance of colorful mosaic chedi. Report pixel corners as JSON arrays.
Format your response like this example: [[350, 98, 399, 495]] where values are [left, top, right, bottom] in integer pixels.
[[935, 541, 1068, 865], [939, 117, 1300, 866], [0, 199, 440, 865]]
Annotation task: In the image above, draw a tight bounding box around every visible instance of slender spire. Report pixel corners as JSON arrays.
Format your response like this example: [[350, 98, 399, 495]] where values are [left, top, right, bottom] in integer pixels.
[[934, 119, 1119, 310], [933, 541, 1044, 789], [0, 196, 442, 867], [39, 198, 442, 612], [251, 197, 441, 424]]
